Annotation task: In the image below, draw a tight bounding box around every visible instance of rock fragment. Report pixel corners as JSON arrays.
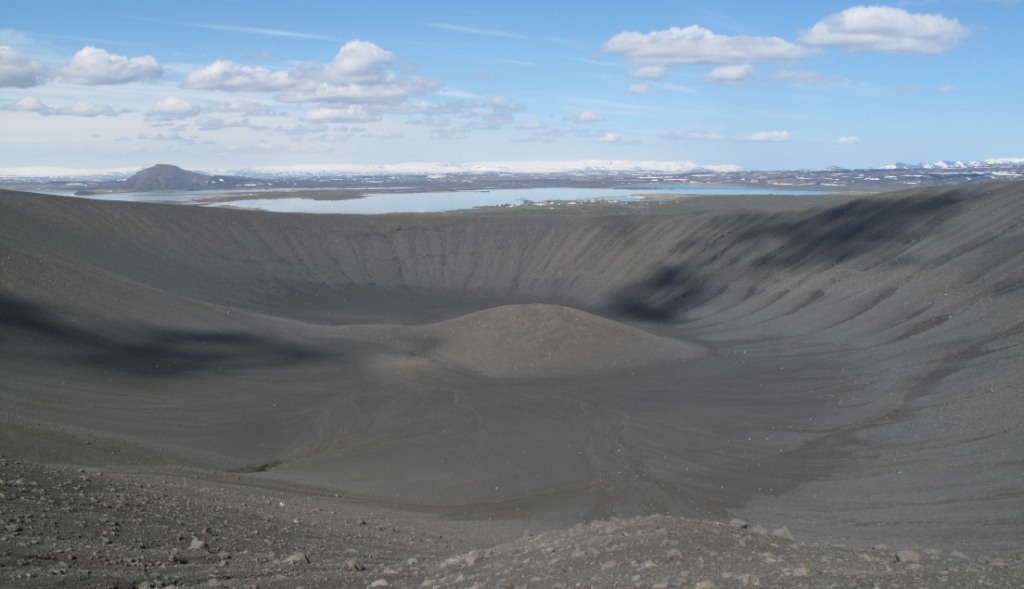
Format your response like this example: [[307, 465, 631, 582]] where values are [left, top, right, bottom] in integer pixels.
[[895, 549, 921, 564], [345, 557, 366, 571], [771, 526, 795, 541]]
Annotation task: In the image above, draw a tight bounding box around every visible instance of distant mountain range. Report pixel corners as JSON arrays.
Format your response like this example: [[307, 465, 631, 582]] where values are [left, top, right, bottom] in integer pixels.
[[0, 159, 1022, 186], [231, 160, 743, 179], [881, 158, 1024, 170], [0, 160, 742, 182]]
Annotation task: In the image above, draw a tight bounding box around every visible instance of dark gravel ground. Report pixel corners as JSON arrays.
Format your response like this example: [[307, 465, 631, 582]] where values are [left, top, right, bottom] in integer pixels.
[[3, 457, 1021, 588]]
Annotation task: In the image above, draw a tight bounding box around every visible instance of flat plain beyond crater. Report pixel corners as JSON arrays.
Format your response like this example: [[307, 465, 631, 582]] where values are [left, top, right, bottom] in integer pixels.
[[1, 182, 1022, 587]]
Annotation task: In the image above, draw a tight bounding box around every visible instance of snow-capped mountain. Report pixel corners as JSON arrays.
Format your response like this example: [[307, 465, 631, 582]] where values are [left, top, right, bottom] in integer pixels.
[[229, 160, 743, 179], [0, 160, 740, 183], [924, 160, 970, 169], [881, 159, 1024, 171], [0, 166, 138, 182], [1, 157, 1020, 185]]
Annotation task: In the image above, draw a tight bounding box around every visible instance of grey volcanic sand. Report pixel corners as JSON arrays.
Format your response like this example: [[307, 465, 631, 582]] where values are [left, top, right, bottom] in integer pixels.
[[1, 182, 1022, 561]]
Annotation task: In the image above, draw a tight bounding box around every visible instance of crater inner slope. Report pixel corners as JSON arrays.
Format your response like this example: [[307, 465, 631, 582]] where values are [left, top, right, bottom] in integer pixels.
[[1, 183, 1021, 553]]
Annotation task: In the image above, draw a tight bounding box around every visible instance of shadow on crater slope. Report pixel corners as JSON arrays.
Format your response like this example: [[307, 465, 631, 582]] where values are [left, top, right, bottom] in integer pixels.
[[1, 182, 1021, 553]]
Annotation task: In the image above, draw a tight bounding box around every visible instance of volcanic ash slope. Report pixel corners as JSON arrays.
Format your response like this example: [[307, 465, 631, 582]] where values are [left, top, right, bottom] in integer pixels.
[[0, 182, 1022, 558], [389, 303, 704, 378]]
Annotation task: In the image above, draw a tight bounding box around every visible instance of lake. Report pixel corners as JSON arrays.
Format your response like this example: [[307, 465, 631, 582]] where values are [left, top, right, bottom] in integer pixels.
[[43, 185, 833, 214]]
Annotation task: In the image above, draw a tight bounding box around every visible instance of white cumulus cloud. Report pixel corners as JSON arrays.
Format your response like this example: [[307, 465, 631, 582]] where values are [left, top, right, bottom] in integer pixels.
[[322, 40, 394, 83], [603, 25, 812, 79], [2, 95, 51, 113], [2, 96, 117, 117], [205, 100, 276, 115], [740, 130, 792, 142], [480, 95, 526, 127], [60, 102, 116, 117], [802, 6, 969, 53], [277, 81, 431, 104], [139, 130, 191, 142], [60, 46, 162, 84], [148, 97, 199, 120], [185, 41, 440, 107], [705, 64, 755, 83], [302, 105, 382, 123], [836, 135, 860, 144], [0, 46, 50, 87], [183, 60, 293, 91], [565, 110, 603, 123], [195, 116, 266, 131], [275, 119, 328, 135], [660, 130, 725, 142]]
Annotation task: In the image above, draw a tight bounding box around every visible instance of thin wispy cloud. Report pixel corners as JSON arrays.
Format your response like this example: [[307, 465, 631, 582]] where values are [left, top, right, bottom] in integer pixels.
[[187, 23, 338, 41], [577, 58, 620, 68], [497, 59, 542, 67], [127, 17, 338, 41], [649, 81, 696, 94], [426, 22, 527, 40]]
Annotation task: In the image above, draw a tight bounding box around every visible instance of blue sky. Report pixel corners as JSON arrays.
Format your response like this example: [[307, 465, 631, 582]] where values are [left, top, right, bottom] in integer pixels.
[[1, 0, 1021, 172]]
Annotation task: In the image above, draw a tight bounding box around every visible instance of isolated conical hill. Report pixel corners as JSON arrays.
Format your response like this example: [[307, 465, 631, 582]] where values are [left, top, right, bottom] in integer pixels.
[[414, 303, 703, 378], [124, 164, 211, 191]]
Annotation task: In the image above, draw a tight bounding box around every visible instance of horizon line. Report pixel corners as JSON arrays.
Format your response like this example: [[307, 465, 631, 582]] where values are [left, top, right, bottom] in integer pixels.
[[2, 157, 1023, 179]]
